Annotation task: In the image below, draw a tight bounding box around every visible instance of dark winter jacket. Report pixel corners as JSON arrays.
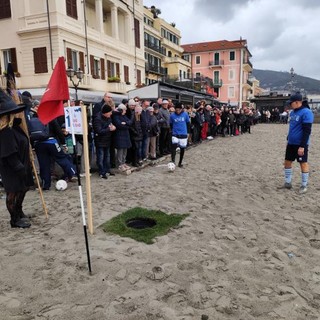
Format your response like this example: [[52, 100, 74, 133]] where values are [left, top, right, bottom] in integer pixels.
[[228, 113, 236, 125], [130, 116, 143, 142], [48, 119, 66, 145], [237, 114, 246, 125], [92, 99, 105, 119], [113, 112, 132, 149], [0, 119, 32, 192], [147, 114, 159, 137], [93, 112, 114, 147]]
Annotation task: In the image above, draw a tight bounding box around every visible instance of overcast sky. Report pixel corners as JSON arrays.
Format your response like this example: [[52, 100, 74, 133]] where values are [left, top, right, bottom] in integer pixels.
[[143, 0, 320, 80]]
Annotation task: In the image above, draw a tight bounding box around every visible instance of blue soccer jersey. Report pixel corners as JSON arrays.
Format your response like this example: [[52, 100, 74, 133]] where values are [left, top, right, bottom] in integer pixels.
[[288, 107, 313, 145], [170, 111, 190, 136]]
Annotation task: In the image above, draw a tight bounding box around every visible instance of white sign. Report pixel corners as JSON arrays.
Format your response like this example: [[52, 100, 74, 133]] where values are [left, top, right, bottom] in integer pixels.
[[64, 106, 83, 135]]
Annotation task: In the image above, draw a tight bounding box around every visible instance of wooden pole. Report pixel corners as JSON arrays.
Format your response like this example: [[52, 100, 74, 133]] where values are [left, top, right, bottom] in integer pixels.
[[29, 148, 49, 219], [80, 103, 93, 234]]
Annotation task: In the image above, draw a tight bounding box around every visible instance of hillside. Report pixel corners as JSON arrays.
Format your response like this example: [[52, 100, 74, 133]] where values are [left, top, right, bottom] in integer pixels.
[[252, 69, 320, 94]]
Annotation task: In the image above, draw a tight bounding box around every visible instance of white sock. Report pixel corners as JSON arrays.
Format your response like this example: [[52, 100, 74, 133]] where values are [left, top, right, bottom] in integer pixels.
[[301, 172, 309, 187], [285, 168, 292, 184]]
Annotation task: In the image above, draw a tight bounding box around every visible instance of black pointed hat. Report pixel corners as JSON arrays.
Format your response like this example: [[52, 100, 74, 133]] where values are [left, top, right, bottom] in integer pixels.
[[0, 88, 26, 116]]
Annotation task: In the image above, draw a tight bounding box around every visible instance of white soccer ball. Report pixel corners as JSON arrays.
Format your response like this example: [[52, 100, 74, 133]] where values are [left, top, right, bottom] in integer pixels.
[[55, 179, 68, 191], [167, 162, 176, 172]]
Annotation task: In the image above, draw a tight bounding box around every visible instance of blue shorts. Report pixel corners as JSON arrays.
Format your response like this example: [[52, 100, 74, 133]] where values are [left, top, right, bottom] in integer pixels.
[[285, 144, 308, 163]]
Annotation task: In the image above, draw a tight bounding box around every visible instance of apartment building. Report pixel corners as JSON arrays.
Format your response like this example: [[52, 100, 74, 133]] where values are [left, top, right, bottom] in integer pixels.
[[143, 6, 191, 85], [182, 39, 253, 107], [0, 0, 145, 100]]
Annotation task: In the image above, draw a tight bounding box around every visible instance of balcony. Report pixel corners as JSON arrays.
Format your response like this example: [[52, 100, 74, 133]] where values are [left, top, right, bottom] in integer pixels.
[[144, 40, 166, 55], [164, 56, 191, 67], [209, 60, 224, 68], [212, 79, 223, 88], [106, 81, 127, 94], [145, 63, 166, 75], [247, 79, 253, 87], [243, 59, 253, 71]]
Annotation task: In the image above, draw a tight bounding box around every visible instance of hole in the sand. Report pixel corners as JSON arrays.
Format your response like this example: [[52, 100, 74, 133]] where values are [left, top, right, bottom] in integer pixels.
[[126, 217, 157, 229]]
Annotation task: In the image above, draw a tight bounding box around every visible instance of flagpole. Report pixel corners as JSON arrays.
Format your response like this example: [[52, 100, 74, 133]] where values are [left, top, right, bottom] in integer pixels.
[[80, 103, 93, 234], [69, 104, 92, 274]]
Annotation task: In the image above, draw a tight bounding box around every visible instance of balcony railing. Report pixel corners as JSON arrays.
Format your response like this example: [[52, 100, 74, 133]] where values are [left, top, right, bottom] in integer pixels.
[[209, 60, 224, 67], [212, 79, 223, 87], [247, 79, 253, 87], [145, 63, 166, 75], [243, 59, 253, 69], [144, 40, 166, 55]]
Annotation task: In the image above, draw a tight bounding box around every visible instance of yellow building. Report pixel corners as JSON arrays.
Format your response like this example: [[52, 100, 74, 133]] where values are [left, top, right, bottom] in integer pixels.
[[143, 6, 190, 85], [0, 0, 145, 101]]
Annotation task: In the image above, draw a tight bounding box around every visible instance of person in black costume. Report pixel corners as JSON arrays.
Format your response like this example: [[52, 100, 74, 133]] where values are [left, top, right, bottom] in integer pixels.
[[0, 89, 32, 228]]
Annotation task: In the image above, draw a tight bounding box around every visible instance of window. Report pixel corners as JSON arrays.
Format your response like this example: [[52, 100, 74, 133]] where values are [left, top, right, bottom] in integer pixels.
[[134, 18, 140, 48], [195, 72, 201, 80], [66, 48, 85, 72], [195, 56, 201, 64], [90, 55, 103, 79], [3, 48, 17, 72], [214, 52, 220, 65], [214, 71, 220, 83], [161, 27, 179, 45], [107, 60, 120, 79], [182, 54, 190, 62], [229, 69, 235, 80], [230, 51, 235, 61], [124, 65, 129, 83], [136, 69, 141, 85], [33, 47, 48, 73], [179, 70, 182, 80], [66, 0, 77, 19], [0, 0, 11, 19], [228, 86, 235, 98]]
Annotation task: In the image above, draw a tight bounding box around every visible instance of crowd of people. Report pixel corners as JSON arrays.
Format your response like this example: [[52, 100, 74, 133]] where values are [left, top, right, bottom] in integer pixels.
[[0, 89, 259, 229], [90, 93, 259, 178]]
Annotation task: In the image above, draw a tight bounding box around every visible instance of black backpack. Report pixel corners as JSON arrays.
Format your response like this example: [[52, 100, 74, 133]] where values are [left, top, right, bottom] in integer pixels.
[[28, 117, 50, 143]]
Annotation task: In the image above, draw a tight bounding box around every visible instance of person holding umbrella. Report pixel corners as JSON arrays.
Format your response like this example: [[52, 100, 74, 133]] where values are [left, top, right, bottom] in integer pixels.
[[0, 88, 33, 228]]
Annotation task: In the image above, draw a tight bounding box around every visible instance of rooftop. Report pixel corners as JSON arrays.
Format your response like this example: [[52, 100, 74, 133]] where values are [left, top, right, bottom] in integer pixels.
[[182, 39, 250, 54]]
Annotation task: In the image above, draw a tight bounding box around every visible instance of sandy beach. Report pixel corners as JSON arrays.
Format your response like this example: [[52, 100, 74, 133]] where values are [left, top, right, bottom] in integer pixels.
[[1, 123, 320, 320]]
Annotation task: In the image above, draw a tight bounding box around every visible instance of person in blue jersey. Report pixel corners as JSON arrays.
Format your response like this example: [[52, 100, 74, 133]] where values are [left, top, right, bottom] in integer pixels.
[[283, 92, 313, 194], [170, 102, 190, 168]]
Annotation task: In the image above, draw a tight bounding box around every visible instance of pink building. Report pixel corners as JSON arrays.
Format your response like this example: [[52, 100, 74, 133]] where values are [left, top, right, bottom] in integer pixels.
[[182, 39, 253, 107]]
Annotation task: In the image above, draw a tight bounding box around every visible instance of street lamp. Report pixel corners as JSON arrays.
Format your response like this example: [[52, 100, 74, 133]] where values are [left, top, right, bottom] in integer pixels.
[[66, 67, 84, 101], [289, 67, 295, 92]]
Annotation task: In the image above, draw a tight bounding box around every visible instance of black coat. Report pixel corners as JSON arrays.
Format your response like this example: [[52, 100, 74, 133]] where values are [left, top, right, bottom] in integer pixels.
[[0, 119, 32, 192], [147, 114, 159, 137], [113, 112, 132, 149], [93, 112, 113, 147], [130, 116, 143, 142]]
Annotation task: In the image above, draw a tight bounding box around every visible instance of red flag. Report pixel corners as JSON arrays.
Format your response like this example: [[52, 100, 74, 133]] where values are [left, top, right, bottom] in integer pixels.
[[37, 57, 69, 124]]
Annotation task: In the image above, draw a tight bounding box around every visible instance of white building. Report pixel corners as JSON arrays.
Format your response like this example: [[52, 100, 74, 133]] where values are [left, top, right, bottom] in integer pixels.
[[0, 0, 145, 101]]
